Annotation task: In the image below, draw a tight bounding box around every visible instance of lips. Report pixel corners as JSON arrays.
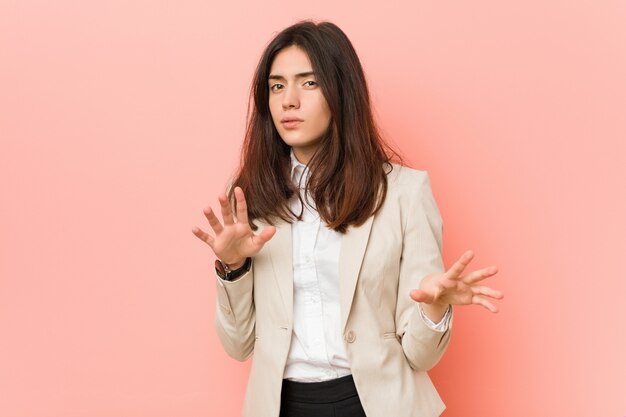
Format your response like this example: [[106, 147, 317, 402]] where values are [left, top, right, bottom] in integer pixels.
[[281, 117, 303, 128]]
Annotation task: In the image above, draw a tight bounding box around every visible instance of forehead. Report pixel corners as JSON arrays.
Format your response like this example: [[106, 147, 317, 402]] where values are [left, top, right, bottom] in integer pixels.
[[269, 45, 313, 76]]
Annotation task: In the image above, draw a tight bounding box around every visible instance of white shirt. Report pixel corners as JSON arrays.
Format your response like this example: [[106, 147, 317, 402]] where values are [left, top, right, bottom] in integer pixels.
[[283, 150, 452, 382]]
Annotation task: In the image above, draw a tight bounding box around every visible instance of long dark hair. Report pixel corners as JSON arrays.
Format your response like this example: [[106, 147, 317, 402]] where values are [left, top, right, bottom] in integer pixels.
[[230, 20, 400, 233]]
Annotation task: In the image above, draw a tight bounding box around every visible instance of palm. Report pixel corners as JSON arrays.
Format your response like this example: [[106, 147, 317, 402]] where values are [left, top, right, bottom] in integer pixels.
[[192, 187, 276, 265], [212, 223, 249, 254], [410, 250, 504, 313]]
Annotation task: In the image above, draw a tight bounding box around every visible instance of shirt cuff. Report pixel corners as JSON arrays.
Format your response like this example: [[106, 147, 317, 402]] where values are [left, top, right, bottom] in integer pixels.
[[418, 303, 452, 332]]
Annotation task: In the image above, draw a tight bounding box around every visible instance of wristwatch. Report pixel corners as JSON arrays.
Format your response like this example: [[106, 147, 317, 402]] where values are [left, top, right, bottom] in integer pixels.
[[215, 257, 252, 281]]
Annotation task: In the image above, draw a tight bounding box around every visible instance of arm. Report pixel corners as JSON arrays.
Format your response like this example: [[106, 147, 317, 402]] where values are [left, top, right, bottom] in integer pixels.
[[395, 171, 453, 372], [214, 269, 256, 361], [192, 186, 275, 361], [401, 175, 505, 368]]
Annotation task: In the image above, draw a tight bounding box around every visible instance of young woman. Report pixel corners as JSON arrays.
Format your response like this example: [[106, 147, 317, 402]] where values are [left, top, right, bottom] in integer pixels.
[[192, 20, 503, 417]]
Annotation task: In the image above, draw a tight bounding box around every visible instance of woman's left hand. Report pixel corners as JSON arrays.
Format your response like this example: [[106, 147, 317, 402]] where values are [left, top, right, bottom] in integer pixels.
[[409, 250, 504, 313]]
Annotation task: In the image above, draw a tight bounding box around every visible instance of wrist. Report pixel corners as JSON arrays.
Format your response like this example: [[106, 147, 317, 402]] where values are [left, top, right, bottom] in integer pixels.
[[421, 301, 449, 310], [420, 302, 449, 323], [224, 259, 246, 269], [215, 257, 252, 281]]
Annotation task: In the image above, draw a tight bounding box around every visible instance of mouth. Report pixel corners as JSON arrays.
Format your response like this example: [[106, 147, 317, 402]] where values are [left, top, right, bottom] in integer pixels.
[[281, 117, 303, 122], [281, 119, 303, 128]]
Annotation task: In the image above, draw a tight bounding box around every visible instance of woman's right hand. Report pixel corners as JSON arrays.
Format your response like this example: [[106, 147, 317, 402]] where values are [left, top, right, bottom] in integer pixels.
[[192, 186, 276, 268]]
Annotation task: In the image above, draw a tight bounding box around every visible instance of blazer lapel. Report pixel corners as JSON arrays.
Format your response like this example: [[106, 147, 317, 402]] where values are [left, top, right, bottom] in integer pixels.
[[266, 219, 294, 326], [339, 215, 374, 333], [261, 214, 374, 332]]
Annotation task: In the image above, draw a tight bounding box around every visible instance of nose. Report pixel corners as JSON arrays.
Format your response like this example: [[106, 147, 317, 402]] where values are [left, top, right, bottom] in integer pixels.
[[282, 85, 300, 109]]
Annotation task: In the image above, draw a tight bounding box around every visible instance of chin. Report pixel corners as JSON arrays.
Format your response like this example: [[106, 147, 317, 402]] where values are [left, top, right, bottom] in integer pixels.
[[280, 133, 309, 146]]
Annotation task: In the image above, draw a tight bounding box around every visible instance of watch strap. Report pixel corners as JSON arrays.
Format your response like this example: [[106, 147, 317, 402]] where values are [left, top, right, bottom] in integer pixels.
[[215, 257, 252, 281]]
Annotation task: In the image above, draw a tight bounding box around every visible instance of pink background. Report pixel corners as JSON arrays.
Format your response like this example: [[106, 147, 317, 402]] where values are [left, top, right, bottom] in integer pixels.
[[1, 1, 625, 416]]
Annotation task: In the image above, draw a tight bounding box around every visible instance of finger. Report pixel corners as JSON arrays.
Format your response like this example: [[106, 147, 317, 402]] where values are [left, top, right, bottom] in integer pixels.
[[219, 193, 235, 226], [472, 295, 499, 313], [462, 265, 498, 285], [251, 225, 277, 248], [471, 285, 504, 299], [191, 226, 215, 248], [445, 250, 474, 280], [202, 206, 223, 235], [409, 289, 435, 303], [234, 187, 249, 225]]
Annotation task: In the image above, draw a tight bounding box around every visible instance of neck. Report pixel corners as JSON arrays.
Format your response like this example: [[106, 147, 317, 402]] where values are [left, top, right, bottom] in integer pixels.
[[292, 146, 317, 165]]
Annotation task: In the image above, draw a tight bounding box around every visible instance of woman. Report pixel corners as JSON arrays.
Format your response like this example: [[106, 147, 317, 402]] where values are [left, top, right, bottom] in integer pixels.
[[192, 20, 503, 417]]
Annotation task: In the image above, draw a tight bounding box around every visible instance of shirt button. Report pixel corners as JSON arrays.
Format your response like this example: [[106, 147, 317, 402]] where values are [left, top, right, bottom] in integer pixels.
[[344, 330, 356, 343]]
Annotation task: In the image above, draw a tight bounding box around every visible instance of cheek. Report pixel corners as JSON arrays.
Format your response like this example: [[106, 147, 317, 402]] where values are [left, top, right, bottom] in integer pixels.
[[314, 98, 331, 125], [319, 109, 332, 132]]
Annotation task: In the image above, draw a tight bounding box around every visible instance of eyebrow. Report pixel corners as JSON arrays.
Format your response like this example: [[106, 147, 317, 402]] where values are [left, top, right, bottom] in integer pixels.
[[268, 71, 316, 82]]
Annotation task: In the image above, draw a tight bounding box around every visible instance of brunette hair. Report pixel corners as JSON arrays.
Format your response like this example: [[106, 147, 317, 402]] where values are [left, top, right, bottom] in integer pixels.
[[230, 20, 400, 233]]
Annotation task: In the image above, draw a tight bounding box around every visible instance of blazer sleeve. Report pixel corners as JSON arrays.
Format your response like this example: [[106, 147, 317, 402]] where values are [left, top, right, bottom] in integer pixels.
[[395, 170, 453, 372], [214, 265, 256, 361]]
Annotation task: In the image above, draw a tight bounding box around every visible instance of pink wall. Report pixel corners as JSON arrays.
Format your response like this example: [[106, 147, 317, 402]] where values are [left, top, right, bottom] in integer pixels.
[[1, 1, 625, 416]]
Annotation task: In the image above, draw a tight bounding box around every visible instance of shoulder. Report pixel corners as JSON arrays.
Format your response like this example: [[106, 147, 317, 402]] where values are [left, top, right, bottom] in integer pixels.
[[373, 163, 442, 234], [381, 162, 440, 217], [384, 162, 432, 193]]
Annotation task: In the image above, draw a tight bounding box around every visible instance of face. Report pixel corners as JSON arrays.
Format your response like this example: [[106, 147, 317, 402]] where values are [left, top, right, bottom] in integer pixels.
[[268, 45, 332, 164]]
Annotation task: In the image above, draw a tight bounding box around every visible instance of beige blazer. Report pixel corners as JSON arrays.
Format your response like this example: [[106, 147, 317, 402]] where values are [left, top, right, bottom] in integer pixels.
[[214, 164, 454, 417]]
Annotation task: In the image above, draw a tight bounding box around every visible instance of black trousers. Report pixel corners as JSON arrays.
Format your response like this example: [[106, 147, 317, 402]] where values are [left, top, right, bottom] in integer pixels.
[[279, 374, 367, 417]]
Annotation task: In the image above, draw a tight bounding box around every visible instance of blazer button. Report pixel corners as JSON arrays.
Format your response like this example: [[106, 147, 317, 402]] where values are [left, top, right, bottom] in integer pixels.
[[344, 330, 356, 343]]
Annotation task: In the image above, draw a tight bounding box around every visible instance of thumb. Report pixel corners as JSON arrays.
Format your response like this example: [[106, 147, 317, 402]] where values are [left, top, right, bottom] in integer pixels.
[[259, 225, 276, 241], [410, 289, 435, 303], [253, 225, 277, 246]]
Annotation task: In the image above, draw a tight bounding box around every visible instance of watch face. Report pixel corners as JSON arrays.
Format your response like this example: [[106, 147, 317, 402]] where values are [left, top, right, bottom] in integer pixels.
[[215, 259, 227, 278]]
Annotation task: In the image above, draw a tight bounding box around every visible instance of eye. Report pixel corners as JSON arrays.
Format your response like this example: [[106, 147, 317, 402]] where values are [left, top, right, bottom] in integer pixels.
[[270, 83, 284, 92], [304, 80, 317, 87]]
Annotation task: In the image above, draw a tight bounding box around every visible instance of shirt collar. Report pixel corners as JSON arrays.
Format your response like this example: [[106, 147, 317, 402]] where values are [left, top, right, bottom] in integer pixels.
[[288, 149, 320, 220], [289, 149, 311, 188]]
